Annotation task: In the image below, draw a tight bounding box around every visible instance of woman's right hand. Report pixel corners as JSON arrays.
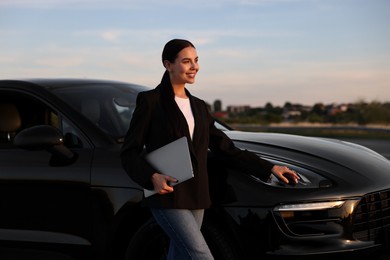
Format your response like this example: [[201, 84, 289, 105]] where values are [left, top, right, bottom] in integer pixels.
[[151, 173, 178, 195]]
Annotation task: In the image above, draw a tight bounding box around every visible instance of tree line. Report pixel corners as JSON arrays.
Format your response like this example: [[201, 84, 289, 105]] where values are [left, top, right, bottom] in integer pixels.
[[215, 100, 390, 126]]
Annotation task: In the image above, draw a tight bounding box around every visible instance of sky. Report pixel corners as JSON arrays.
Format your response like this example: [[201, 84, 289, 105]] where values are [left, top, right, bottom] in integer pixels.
[[1, 0, 389, 108]]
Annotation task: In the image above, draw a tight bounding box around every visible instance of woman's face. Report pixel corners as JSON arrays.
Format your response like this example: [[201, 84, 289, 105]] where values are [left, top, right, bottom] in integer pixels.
[[166, 46, 199, 85]]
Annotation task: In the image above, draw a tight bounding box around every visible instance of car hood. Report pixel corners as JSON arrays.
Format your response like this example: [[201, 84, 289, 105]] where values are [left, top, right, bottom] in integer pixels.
[[226, 130, 384, 159], [225, 130, 390, 192]]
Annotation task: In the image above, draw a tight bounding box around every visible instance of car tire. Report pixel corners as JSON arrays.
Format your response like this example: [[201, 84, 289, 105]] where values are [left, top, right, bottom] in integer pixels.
[[201, 217, 242, 260], [124, 218, 168, 260], [124, 217, 241, 260]]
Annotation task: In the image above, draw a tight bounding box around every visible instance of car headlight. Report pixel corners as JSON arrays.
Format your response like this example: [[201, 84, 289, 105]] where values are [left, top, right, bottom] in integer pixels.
[[273, 199, 359, 237], [272, 199, 360, 236], [274, 201, 345, 211], [248, 159, 362, 236]]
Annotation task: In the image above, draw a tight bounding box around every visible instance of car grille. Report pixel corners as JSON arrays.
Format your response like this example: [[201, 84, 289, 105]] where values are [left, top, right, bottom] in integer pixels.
[[352, 189, 390, 242]]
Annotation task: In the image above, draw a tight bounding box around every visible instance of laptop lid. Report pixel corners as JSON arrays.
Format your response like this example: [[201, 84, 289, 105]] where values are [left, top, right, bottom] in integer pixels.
[[144, 136, 194, 197]]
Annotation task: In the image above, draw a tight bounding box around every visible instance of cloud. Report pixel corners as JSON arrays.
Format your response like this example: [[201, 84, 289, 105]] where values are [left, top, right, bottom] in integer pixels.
[[0, 56, 18, 64], [0, 0, 92, 8], [35, 57, 85, 67], [239, 0, 307, 5], [100, 30, 125, 43], [0, 0, 147, 9], [0, 0, 310, 10], [0, 0, 212, 9]]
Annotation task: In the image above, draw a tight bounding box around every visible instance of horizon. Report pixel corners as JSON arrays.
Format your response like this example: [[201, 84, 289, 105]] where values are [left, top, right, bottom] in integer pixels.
[[208, 95, 385, 110], [1, 0, 389, 107]]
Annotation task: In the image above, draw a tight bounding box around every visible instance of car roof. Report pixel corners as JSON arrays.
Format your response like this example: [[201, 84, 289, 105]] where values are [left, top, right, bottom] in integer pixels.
[[1, 78, 142, 89]]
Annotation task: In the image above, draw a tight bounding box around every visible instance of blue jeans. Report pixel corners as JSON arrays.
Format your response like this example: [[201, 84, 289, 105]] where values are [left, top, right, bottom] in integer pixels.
[[150, 208, 214, 260]]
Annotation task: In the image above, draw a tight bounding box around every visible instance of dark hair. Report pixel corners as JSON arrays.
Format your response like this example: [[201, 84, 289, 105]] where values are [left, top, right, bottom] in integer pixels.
[[159, 39, 196, 139], [162, 39, 195, 64]]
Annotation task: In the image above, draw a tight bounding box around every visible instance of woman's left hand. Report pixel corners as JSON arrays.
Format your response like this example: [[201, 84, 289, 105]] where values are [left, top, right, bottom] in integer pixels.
[[271, 165, 300, 184]]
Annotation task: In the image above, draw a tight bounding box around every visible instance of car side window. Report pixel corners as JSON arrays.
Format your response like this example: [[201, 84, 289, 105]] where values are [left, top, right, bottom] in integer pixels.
[[61, 117, 84, 148], [0, 91, 84, 149], [113, 98, 136, 133], [0, 102, 20, 146]]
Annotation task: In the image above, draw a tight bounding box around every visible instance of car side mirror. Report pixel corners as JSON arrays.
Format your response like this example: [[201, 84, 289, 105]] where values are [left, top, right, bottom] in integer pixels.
[[14, 125, 78, 166]]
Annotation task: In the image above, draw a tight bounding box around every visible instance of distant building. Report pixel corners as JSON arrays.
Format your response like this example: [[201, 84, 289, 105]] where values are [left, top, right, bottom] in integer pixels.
[[227, 105, 251, 113], [213, 100, 222, 112], [327, 103, 349, 116], [213, 111, 229, 119], [282, 110, 302, 120]]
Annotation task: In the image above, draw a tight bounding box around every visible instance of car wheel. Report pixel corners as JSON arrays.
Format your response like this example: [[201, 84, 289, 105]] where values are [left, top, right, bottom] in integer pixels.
[[124, 218, 168, 260], [201, 217, 241, 260]]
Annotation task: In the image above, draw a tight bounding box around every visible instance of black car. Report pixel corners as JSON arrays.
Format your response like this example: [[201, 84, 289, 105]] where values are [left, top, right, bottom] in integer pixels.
[[0, 78, 389, 260]]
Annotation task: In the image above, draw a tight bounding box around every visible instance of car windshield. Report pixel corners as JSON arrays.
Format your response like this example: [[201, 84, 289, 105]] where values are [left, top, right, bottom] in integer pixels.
[[49, 81, 229, 141], [50, 82, 150, 140]]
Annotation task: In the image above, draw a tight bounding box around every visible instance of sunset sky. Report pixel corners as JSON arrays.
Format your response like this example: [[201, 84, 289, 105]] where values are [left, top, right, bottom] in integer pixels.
[[1, 0, 389, 108]]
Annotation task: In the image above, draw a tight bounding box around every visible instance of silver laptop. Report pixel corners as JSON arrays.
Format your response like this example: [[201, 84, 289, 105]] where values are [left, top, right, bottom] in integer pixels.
[[144, 136, 194, 197]]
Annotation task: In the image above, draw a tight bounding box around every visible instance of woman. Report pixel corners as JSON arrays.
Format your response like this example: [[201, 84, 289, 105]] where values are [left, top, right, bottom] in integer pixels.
[[120, 39, 299, 260]]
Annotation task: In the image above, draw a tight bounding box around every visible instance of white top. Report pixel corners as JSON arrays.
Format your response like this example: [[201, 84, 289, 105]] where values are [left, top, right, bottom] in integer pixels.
[[175, 96, 195, 139]]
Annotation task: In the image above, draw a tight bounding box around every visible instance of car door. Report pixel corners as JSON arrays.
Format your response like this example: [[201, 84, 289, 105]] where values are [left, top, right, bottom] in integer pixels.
[[0, 89, 93, 259]]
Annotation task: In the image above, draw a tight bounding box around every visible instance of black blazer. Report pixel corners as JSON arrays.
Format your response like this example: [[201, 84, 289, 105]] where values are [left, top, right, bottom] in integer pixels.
[[120, 84, 274, 209]]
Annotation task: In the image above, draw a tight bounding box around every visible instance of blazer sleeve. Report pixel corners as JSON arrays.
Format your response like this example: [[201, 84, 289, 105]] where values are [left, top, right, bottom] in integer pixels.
[[207, 109, 274, 181], [120, 91, 155, 190]]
